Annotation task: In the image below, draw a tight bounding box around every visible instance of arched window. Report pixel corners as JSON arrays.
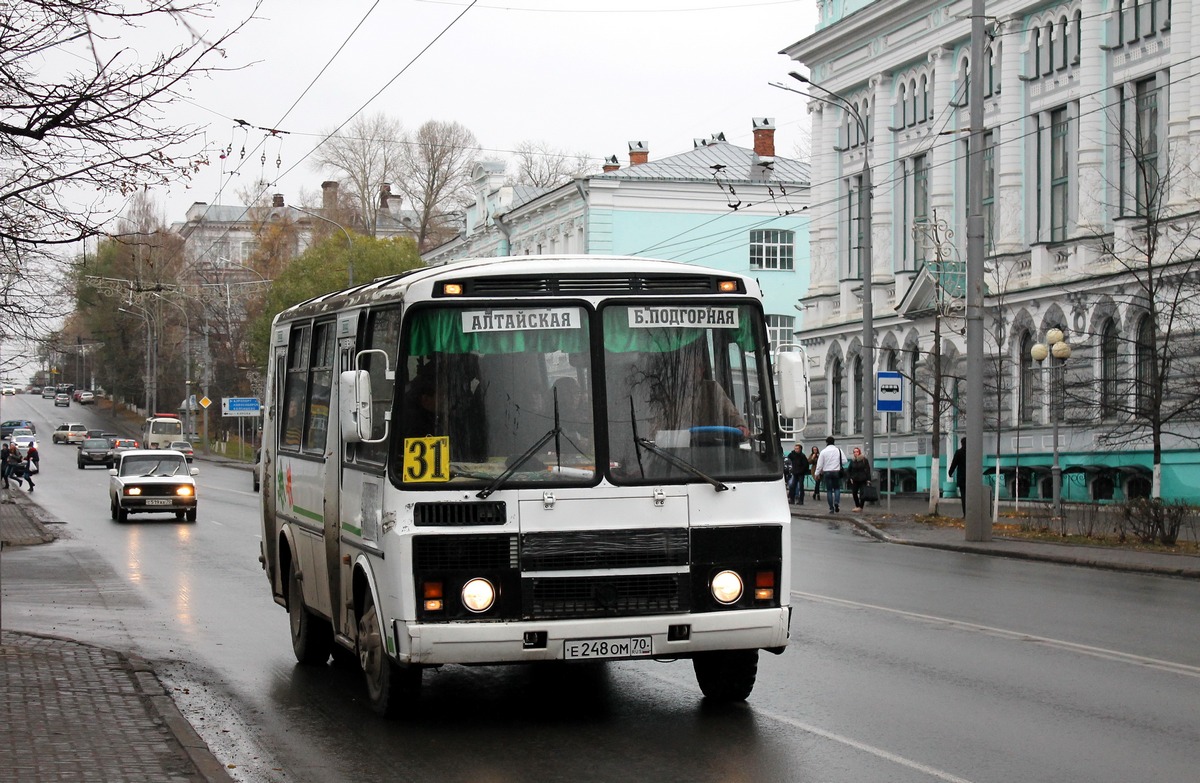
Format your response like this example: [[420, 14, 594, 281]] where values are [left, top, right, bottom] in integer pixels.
[[908, 350, 920, 432], [898, 83, 908, 126], [1072, 10, 1082, 63], [1100, 318, 1119, 418], [863, 98, 871, 141], [886, 350, 900, 433], [1135, 315, 1154, 415], [919, 74, 928, 122], [853, 354, 864, 434], [831, 358, 845, 433], [992, 41, 1002, 95], [909, 78, 919, 125], [1044, 21, 1055, 75], [1059, 16, 1070, 69], [1032, 26, 1042, 76], [1019, 331, 1037, 422]]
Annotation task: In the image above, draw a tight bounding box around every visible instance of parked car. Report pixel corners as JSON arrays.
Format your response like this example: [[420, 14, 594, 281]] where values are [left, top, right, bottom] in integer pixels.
[[54, 393, 70, 407], [78, 438, 117, 469], [78, 391, 95, 405], [52, 423, 88, 444], [1, 419, 36, 438], [42, 386, 56, 398], [168, 440, 194, 462], [109, 449, 198, 523]]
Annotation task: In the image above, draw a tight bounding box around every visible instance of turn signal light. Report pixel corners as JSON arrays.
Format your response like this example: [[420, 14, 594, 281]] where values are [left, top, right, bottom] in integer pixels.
[[423, 581, 444, 612], [443, 283, 464, 296], [718, 280, 738, 292], [754, 570, 775, 601]]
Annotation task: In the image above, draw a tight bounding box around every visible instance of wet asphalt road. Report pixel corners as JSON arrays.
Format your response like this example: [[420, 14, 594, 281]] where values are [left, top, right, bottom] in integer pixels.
[[4, 394, 1199, 782]]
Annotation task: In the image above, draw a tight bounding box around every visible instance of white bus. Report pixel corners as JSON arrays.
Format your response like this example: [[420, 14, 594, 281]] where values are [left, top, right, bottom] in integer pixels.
[[259, 255, 796, 715], [142, 414, 183, 449]]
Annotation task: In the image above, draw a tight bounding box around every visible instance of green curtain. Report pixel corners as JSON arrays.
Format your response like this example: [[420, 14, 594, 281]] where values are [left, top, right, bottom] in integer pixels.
[[407, 308, 588, 356]]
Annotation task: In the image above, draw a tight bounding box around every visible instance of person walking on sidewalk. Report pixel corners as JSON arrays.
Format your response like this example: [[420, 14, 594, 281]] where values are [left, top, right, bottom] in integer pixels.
[[785, 444, 806, 505], [6, 442, 28, 490], [25, 443, 38, 491], [814, 436, 847, 513], [1, 441, 10, 489], [809, 445, 822, 500], [847, 446, 872, 511], [948, 437, 967, 516]]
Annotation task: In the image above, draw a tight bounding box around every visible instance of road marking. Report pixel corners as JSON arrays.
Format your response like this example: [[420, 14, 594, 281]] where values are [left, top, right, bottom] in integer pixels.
[[794, 591, 1200, 679]]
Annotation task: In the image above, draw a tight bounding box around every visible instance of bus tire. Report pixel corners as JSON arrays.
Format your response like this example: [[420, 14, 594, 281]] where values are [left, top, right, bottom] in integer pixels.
[[288, 559, 332, 665], [358, 591, 420, 717], [692, 649, 758, 703]]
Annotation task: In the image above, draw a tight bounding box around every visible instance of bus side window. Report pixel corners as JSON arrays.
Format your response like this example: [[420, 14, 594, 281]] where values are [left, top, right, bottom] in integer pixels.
[[280, 324, 310, 451], [357, 308, 401, 465], [303, 321, 335, 454]]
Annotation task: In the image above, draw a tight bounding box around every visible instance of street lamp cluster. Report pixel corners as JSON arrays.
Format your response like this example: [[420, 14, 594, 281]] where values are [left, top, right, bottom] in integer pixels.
[[1031, 328, 1072, 519]]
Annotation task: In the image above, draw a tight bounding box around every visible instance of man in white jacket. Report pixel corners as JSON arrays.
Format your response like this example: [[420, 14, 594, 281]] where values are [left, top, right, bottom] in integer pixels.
[[814, 436, 847, 513]]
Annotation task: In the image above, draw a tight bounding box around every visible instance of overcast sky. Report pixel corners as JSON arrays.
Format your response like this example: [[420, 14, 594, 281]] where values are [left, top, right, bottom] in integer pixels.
[[151, 0, 819, 220]]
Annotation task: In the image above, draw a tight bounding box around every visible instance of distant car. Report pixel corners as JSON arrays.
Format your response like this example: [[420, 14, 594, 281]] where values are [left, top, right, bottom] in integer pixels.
[[71, 389, 83, 402], [1, 419, 36, 438], [10, 428, 34, 440], [10, 434, 37, 459], [78, 391, 95, 405], [87, 429, 107, 438], [112, 438, 140, 450], [54, 393, 70, 407], [168, 440, 194, 462], [78, 438, 117, 469], [109, 449, 198, 523], [1, 386, 14, 396], [42, 386, 56, 398], [52, 423, 88, 444]]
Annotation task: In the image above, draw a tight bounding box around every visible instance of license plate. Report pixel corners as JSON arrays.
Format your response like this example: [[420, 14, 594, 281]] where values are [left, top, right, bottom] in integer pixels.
[[145, 499, 172, 506], [563, 636, 652, 660]]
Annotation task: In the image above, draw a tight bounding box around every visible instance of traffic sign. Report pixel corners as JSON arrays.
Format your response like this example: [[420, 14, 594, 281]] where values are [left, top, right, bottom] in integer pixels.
[[222, 397, 261, 417], [199, 396, 212, 409], [876, 371, 904, 413]]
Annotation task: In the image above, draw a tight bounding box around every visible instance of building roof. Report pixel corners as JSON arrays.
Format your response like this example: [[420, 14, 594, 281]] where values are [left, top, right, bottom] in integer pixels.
[[594, 141, 809, 185]]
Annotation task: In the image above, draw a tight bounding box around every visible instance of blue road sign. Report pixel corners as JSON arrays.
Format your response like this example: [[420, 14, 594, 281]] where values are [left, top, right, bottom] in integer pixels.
[[222, 397, 261, 417], [876, 371, 904, 413]]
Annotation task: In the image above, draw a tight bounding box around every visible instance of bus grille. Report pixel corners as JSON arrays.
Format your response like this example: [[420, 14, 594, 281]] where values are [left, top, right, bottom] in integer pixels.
[[523, 574, 689, 619], [413, 501, 506, 527], [413, 534, 518, 570], [521, 529, 688, 571]]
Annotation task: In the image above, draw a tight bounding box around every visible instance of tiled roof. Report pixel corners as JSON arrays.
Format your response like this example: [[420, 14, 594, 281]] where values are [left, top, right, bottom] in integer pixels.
[[594, 141, 809, 185]]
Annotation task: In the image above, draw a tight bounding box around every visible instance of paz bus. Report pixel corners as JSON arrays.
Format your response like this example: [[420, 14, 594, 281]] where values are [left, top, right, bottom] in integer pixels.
[[259, 255, 803, 715], [142, 413, 183, 449]]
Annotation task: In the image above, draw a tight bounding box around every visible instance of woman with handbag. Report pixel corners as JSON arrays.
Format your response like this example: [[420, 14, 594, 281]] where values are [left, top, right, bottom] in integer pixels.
[[25, 443, 39, 491], [847, 446, 872, 511], [809, 445, 822, 500]]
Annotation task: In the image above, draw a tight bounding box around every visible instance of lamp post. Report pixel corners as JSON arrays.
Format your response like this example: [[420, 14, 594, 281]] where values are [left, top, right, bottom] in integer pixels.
[[150, 293, 193, 441], [788, 71, 874, 463], [291, 205, 355, 286], [1031, 328, 1072, 520]]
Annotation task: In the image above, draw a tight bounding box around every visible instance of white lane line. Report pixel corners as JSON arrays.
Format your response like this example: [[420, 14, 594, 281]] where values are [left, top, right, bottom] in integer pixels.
[[794, 591, 1200, 679]]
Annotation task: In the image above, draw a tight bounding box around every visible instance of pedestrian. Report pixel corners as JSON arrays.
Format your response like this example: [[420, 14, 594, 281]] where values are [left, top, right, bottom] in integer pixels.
[[814, 436, 848, 513], [847, 446, 872, 511], [6, 442, 27, 490], [0, 441, 10, 489], [25, 443, 38, 491], [785, 443, 807, 505], [809, 445, 822, 500], [948, 437, 966, 516]]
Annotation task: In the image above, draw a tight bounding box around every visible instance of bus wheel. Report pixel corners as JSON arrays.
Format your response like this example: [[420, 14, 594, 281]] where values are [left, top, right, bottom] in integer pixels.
[[288, 559, 332, 665], [692, 649, 759, 703], [358, 591, 420, 717]]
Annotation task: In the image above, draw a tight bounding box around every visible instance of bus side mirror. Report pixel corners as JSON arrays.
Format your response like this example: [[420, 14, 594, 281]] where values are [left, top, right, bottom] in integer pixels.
[[339, 370, 373, 443], [776, 353, 809, 421]]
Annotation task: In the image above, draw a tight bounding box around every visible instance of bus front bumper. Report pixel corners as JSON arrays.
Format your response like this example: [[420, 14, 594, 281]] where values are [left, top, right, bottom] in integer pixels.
[[393, 607, 791, 665]]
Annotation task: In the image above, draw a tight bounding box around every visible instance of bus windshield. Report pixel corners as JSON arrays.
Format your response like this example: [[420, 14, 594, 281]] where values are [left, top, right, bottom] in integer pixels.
[[394, 302, 780, 488]]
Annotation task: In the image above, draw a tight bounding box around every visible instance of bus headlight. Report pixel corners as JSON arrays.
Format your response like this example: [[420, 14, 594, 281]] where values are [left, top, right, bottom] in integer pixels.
[[710, 570, 744, 605], [461, 578, 496, 613]]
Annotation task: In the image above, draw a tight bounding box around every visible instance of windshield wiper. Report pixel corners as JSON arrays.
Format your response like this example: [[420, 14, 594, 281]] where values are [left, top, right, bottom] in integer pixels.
[[138, 462, 161, 477], [476, 392, 563, 499], [634, 436, 729, 492]]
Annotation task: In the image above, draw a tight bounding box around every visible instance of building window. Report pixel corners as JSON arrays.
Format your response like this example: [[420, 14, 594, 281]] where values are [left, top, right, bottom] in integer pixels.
[[1135, 77, 1161, 215], [1050, 107, 1071, 242], [1100, 318, 1119, 418], [902, 154, 929, 270], [1135, 315, 1154, 415], [981, 130, 996, 253], [831, 358, 844, 433], [845, 176, 863, 279], [749, 229, 795, 270], [1019, 331, 1037, 423], [768, 315, 798, 436]]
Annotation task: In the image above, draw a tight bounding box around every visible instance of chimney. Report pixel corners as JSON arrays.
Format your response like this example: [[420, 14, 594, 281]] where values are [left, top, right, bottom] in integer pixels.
[[628, 141, 649, 166], [380, 183, 392, 209], [752, 117, 776, 159], [272, 193, 285, 208], [321, 180, 339, 211], [602, 155, 620, 173]]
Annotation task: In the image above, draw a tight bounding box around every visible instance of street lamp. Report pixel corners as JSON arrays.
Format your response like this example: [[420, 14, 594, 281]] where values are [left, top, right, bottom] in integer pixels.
[[291, 205, 355, 286], [1031, 328, 1072, 520], [788, 71, 874, 463], [150, 293, 193, 441]]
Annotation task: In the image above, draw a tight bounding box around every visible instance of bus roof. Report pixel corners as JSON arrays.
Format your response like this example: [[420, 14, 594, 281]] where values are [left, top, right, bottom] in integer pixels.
[[273, 255, 763, 325]]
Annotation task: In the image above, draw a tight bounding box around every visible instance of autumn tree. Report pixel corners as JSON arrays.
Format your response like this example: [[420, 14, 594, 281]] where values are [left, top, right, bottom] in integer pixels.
[[509, 140, 592, 187], [395, 120, 478, 251], [312, 112, 405, 237]]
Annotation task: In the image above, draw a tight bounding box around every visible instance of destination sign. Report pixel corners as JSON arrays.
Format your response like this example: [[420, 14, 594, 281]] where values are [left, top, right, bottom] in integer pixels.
[[461, 307, 581, 333], [627, 306, 740, 329]]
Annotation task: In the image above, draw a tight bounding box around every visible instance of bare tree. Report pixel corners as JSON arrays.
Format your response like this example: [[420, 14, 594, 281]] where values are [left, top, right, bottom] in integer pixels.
[[0, 1, 256, 255], [312, 112, 405, 237], [395, 119, 478, 251], [509, 140, 593, 187]]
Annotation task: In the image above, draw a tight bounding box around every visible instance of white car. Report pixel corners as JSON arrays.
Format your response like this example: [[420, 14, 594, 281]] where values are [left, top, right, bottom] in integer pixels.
[[1, 386, 14, 396], [10, 434, 37, 459], [52, 423, 88, 444], [109, 449, 199, 523]]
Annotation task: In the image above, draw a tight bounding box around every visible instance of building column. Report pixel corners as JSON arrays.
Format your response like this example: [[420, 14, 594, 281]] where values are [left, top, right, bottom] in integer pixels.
[[994, 25, 1027, 255], [1076, 0, 1108, 232], [927, 48, 956, 230], [809, 102, 840, 303]]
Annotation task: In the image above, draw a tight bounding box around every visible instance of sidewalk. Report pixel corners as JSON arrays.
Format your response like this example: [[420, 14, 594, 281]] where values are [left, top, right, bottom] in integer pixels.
[[790, 492, 1200, 580], [0, 492, 234, 783]]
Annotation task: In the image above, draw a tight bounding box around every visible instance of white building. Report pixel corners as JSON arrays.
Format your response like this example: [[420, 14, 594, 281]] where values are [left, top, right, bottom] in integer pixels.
[[783, 0, 1197, 501]]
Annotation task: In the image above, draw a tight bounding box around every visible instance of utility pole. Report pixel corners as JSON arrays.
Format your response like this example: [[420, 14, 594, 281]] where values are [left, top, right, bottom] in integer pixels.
[[965, 0, 990, 540]]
